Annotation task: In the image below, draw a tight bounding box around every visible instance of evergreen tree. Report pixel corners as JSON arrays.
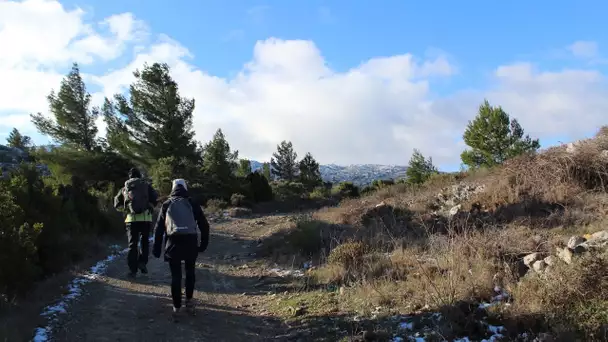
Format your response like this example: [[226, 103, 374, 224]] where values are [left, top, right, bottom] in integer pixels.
[[103, 62, 199, 166], [298, 152, 322, 189], [6, 128, 32, 150], [270, 140, 298, 181], [30, 63, 98, 151], [461, 100, 540, 168], [406, 149, 438, 185], [236, 159, 252, 177], [201, 129, 239, 199], [262, 162, 272, 181]]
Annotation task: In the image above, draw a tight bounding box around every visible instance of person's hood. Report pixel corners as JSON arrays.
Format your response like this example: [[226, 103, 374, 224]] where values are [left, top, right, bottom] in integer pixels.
[[128, 167, 142, 179], [169, 185, 189, 198]]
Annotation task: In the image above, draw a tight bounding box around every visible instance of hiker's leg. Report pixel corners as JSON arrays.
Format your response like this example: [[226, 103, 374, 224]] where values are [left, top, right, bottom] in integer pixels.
[[126, 223, 139, 274], [138, 222, 150, 266], [169, 259, 183, 308], [184, 259, 196, 300]]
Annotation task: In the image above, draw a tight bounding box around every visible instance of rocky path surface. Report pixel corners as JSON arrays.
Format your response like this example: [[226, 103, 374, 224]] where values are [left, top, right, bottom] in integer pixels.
[[50, 217, 299, 342]]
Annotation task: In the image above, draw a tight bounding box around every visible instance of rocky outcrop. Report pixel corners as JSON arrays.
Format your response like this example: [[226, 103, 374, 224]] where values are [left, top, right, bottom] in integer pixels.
[[522, 230, 608, 274], [431, 182, 486, 217]]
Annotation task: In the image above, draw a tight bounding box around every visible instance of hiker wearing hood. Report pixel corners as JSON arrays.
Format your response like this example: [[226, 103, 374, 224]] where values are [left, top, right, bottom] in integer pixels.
[[114, 167, 158, 277], [152, 179, 210, 318]]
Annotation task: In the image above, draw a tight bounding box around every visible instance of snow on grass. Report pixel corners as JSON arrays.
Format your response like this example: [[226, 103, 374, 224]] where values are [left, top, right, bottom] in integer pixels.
[[389, 287, 510, 342], [31, 244, 130, 342]]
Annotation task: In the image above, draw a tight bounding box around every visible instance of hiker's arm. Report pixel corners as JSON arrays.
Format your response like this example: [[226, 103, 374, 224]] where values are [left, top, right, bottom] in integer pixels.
[[193, 202, 210, 253], [113, 188, 124, 210], [148, 184, 158, 207], [152, 202, 168, 258]]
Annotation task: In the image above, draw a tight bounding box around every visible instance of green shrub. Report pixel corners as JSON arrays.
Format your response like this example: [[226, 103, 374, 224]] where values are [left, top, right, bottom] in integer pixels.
[[246, 171, 273, 202], [272, 181, 306, 201], [331, 181, 360, 198], [327, 241, 366, 268], [286, 219, 326, 256], [230, 193, 248, 207], [206, 198, 228, 213], [0, 155, 126, 300], [309, 186, 330, 200]]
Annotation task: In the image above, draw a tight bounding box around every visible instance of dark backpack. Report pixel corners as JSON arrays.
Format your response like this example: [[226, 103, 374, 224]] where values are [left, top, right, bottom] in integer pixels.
[[165, 197, 200, 245], [123, 178, 149, 214]]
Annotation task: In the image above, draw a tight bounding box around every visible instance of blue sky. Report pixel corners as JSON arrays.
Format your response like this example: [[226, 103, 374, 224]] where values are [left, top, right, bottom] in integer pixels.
[[1, 0, 608, 170], [59, 0, 606, 82]]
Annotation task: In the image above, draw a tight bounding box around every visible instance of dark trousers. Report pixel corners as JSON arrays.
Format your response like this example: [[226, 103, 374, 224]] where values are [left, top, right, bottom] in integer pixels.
[[126, 221, 151, 273], [169, 259, 196, 308]]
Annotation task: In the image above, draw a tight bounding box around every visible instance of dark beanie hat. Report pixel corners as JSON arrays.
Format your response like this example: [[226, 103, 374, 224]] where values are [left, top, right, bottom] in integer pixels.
[[128, 168, 142, 178]]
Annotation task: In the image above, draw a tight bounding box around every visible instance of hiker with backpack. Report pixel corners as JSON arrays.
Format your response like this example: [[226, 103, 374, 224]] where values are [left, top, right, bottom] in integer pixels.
[[152, 179, 210, 317], [114, 167, 159, 277]]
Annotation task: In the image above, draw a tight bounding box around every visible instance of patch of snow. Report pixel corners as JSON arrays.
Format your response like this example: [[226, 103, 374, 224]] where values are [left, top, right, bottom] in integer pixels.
[[269, 267, 305, 278], [31, 243, 131, 341]]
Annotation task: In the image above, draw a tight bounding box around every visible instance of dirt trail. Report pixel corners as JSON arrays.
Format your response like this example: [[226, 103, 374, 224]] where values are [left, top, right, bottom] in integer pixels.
[[51, 217, 298, 342]]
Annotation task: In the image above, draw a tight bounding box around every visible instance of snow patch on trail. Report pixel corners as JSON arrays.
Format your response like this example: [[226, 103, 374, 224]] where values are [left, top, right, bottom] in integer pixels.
[[31, 243, 131, 341]]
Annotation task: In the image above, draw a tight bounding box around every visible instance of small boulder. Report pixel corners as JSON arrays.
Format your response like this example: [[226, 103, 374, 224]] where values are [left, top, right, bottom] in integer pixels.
[[544, 255, 556, 266], [523, 253, 542, 267], [567, 236, 586, 249], [532, 260, 547, 273], [590, 230, 608, 240], [556, 247, 573, 264], [448, 204, 462, 217]]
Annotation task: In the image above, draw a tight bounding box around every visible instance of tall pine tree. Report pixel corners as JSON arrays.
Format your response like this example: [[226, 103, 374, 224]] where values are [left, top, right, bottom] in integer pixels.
[[202, 129, 239, 199], [406, 149, 437, 185], [103, 62, 199, 166], [6, 128, 32, 150], [461, 100, 540, 168], [236, 159, 252, 177], [31, 63, 98, 151], [270, 140, 298, 181], [299, 152, 322, 189], [262, 162, 272, 181]]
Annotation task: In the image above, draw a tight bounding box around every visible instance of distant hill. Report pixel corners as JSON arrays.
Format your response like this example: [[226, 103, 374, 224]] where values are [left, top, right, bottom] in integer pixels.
[[249, 160, 407, 186]]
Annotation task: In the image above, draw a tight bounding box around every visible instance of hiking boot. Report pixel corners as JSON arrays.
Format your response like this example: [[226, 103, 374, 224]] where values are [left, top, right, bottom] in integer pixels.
[[138, 263, 148, 274], [171, 306, 181, 322], [185, 299, 196, 316]]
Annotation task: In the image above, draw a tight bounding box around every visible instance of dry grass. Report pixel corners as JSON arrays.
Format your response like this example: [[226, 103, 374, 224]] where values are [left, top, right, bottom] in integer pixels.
[[262, 130, 608, 340]]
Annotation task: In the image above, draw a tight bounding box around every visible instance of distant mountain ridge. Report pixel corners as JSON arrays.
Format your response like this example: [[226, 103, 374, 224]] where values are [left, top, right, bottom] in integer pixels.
[[249, 160, 407, 186]]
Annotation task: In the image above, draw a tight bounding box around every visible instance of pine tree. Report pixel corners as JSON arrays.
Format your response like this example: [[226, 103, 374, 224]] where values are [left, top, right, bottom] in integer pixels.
[[201, 129, 239, 199], [30, 63, 98, 151], [103, 62, 199, 166], [270, 141, 298, 181], [6, 128, 32, 150], [262, 162, 272, 181], [298, 152, 322, 189], [236, 159, 252, 177], [461, 100, 540, 168], [406, 149, 438, 185]]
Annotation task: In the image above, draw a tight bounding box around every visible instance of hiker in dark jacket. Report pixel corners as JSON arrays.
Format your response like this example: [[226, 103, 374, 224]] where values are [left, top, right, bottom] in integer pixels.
[[152, 179, 210, 317], [114, 167, 158, 277]]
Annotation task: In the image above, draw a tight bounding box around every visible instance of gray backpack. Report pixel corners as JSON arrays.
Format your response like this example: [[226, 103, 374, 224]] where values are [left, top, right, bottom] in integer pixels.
[[165, 197, 199, 241], [123, 178, 149, 214]]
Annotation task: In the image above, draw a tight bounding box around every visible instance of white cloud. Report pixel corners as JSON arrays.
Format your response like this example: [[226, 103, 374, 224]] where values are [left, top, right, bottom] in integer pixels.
[[568, 40, 598, 59], [0, 0, 146, 115], [1, 1, 606, 168]]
